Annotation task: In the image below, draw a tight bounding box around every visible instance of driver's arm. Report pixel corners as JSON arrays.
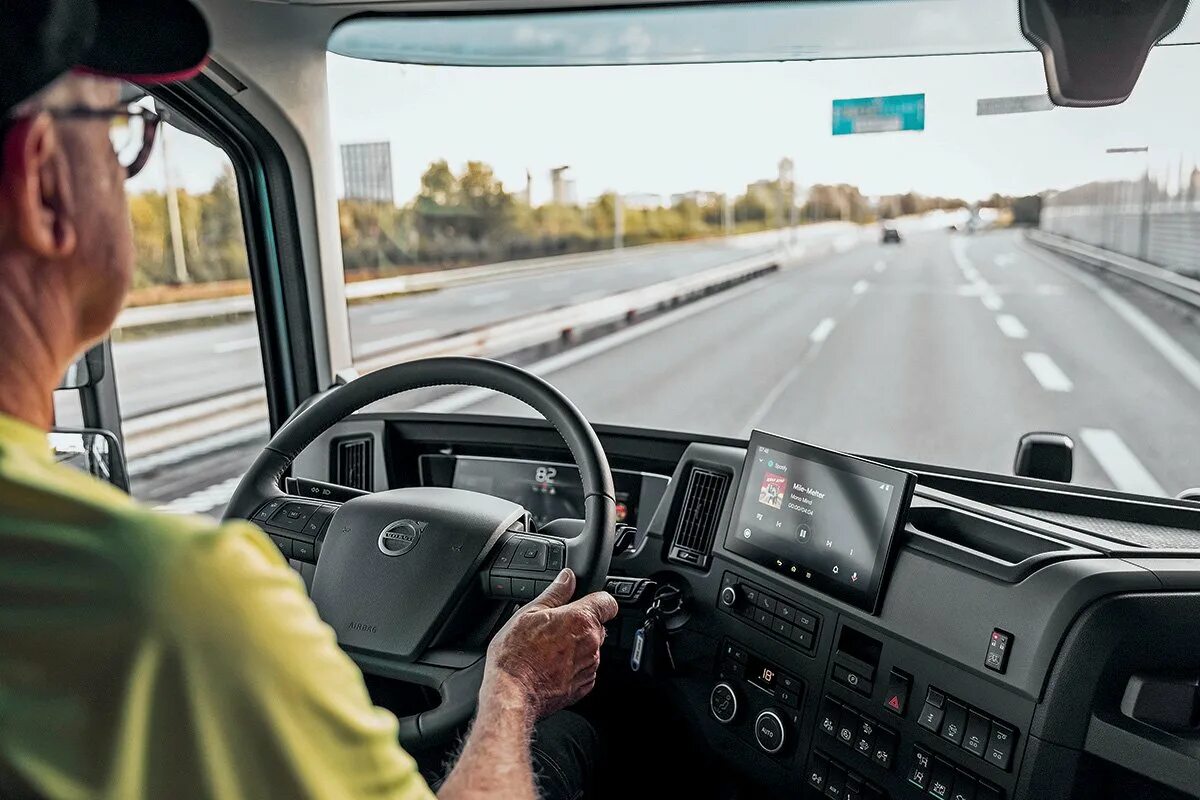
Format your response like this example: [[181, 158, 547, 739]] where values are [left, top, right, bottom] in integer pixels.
[[153, 519, 614, 800]]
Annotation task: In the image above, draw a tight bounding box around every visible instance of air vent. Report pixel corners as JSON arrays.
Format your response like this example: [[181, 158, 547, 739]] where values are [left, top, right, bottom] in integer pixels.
[[331, 435, 374, 491], [667, 467, 730, 568]]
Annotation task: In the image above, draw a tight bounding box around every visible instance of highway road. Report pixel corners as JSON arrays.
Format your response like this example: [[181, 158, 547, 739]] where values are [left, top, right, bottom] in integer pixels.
[[132, 227, 1200, 513], [108, 234, 785, 417]]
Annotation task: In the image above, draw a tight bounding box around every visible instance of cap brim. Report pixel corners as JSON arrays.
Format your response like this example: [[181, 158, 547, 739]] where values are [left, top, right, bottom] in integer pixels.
[[77, 0, 210, 84]]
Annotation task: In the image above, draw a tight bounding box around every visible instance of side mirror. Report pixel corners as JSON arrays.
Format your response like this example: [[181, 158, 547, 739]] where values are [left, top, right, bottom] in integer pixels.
[[48, 428, 129, 493], [1021, 0, 1189, 107], [1014, 432, 1074, 482], [57, 347, 106, 390]]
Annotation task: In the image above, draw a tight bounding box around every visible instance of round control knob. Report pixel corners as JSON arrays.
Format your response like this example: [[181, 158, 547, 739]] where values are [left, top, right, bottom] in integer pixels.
[[754, 709, 787, 754], [720, 585, 739, 607], [709, 682, 739, 724]]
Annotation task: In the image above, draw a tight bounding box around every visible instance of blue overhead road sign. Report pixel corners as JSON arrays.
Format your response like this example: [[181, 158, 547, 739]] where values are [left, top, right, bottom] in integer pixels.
[[832, 94, 925, 135]]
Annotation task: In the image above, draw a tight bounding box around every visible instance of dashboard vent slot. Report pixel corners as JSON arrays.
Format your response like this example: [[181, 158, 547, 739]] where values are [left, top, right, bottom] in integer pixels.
[[668, 467, 729, 568], [332, 435, 374, 491]]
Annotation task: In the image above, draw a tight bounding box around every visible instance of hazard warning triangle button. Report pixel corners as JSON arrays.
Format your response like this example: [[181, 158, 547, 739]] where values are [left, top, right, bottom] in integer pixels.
[[882, 669, 911, 716]]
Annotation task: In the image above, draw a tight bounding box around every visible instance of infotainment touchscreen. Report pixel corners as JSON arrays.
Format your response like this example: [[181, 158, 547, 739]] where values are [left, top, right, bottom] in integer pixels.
[[724, 431, 916, 614]]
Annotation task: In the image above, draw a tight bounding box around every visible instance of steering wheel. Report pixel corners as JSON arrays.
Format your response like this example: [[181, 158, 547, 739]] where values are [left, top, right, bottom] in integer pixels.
[[224, 357, 616, 747]]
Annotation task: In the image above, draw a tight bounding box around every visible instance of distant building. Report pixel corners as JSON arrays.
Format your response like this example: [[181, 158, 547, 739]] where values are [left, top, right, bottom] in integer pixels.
[[341, 142, 394, 204], [550, 166, 577, 206], [623, 192, 666, 209], [671, 190, 720, 206]]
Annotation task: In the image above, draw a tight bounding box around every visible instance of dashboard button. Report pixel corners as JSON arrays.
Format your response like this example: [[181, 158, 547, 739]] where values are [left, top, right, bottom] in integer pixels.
[[777, 602, 796, 622], [837, 708, 858, 747], [871, 726, 896, 770], [818, 695, 841, 738], [941, 700, 968, 746], [795, 610, 818, 632], [789, 626, 814, 650], [908, 748, 932, 790], [781, 674, 801, 692], [853, 716, 875, 758], [927, 758, 956, 800], [754, 609, 773, 628], [918, 690, 946, 734], [771, 617, 792, 638], [985, 723, 1016, 770], [807, 753, 829, 792], [742, 587, 759, 607], [951, 770, 977, 800], [779, 688, 801, 709], [710, 682, 738, 724], [824, 763, 845, 798], [843, 775, 863, 800], [985, 629, 1012, 673], [754, 710, 786, 754], [883, 669, 911, 716], [757, 593, 777, 613], [833, 664, 872, 696], [962, 710, 991, 758]]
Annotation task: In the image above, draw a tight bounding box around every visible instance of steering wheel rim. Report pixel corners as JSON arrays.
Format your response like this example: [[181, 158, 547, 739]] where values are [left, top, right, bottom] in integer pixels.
[[223, 356, 617, 746]]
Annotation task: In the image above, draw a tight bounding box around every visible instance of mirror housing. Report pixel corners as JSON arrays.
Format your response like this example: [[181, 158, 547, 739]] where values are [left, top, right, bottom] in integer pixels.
[[1021, 0, 1189, 107], [57, 345, 106, 390], [48, 428, 129, 493], [1014, 431, 1074, 482]]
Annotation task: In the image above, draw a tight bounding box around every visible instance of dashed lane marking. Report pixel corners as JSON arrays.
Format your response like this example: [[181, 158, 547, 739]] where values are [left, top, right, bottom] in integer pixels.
[[995, 315, 1028, 339], [1022, 352, 1073, 392], [810, 317, 837, 343]]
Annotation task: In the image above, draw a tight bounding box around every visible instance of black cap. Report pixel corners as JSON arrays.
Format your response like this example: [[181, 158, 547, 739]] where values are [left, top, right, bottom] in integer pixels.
[[1, 0, 210, 117]]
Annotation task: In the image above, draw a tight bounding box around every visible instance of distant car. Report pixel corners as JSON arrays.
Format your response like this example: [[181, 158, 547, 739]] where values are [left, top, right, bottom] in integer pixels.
[[881, 226, 902, 244]]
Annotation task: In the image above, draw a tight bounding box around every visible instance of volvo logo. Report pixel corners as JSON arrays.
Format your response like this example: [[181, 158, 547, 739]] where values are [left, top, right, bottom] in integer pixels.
[[378, 519, 424, 557]]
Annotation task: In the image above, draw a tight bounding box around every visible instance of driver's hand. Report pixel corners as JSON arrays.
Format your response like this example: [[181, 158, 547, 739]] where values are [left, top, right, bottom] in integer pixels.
[[480, 568, 618, 721]]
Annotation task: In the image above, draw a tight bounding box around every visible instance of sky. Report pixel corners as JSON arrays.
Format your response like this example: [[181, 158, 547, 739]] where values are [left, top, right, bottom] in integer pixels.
[[130, 45, 1200, 206]]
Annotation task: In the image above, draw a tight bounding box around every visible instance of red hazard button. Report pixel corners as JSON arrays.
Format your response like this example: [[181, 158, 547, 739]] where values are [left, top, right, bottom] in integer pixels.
[[883, 669, 911, 717]]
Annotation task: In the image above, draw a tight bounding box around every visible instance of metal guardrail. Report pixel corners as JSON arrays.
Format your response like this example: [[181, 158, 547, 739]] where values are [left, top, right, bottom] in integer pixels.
[[1027, 229, 1200, 311], [1040, 203, 1200, 281]]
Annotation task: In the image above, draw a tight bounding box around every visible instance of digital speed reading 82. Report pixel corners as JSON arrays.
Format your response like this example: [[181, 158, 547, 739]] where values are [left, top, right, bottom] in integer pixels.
[[725, 431, 916, 614]]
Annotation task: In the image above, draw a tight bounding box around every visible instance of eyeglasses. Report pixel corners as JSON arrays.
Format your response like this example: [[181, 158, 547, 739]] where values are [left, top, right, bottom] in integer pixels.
[[45, 105, 162, 179]]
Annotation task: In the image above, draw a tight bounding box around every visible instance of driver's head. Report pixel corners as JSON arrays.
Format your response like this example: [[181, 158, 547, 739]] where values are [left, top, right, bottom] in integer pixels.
[[0, 0, 209, 351]]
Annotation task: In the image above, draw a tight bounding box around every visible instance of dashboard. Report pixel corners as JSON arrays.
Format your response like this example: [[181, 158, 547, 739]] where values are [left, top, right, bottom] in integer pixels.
[[290, 413, 1200, 800]]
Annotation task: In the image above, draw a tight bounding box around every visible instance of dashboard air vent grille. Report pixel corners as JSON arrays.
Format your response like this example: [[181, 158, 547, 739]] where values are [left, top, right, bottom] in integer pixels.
[[332, 435, 374, 491], [668, 467, 729, 568]]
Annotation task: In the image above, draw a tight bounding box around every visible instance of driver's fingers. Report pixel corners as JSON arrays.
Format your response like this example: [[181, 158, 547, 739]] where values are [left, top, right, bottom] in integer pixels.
[[525, 569, 576, 611], [570, 590, 619, 625]]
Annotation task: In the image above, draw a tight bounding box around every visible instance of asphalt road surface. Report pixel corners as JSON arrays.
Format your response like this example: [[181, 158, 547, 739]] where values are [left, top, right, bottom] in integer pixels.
[[132, 227, 1200, 513]]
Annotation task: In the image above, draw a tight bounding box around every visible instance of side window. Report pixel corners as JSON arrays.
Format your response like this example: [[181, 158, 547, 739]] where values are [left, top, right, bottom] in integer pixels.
[[112, 100, 268, 517]]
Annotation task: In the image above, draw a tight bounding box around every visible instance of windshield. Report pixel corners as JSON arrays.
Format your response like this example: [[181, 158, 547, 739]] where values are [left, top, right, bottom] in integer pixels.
[[325, 13, 1200, 499]]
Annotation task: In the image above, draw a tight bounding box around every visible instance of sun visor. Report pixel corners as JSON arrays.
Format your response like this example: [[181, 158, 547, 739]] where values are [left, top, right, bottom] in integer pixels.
[[1021, 0, 1189, 107]]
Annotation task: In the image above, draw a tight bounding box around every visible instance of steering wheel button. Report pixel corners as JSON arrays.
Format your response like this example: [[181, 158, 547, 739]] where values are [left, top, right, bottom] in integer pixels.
[[546, 544, 564, 571], [488, 576, 511, 598], [254, 500, 283, 521], [293, 540, 314, 562], [511, 577, 537, 600], [512, 541, 548, 572], [268, 534, 292, 558]]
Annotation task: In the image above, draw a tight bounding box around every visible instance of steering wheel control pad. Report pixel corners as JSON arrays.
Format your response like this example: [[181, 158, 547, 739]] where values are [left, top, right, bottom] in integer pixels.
[[483, 533, 567, 600], [311, 486, 526, 661], [253, 498, 337, 563]]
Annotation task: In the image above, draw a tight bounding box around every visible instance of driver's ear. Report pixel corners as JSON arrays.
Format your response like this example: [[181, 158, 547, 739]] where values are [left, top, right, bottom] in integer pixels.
[[1, 114, 78, 259]]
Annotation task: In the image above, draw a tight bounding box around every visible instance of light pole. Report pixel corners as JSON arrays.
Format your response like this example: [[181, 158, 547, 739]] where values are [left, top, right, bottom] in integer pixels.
[[1106, 146, 1150, 260]]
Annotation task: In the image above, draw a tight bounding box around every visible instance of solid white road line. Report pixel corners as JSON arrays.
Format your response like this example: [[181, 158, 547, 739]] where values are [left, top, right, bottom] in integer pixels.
[[212, 337, 259, 354], [853, 280, 870, 295], [1019, 240, 1200, 396], [413, 281, 765, 414], [810, 317, 837, 343], [1022, 352, 1073, 392], [1080, 427, 1166, 496], [995, 314, 1028, 339]]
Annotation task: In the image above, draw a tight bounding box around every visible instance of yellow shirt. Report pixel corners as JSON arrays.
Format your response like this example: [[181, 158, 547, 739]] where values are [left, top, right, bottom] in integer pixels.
[[0, 413, 436, 800]]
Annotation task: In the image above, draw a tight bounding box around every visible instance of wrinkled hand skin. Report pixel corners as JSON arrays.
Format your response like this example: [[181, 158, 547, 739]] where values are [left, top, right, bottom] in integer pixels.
[[481, 568, 619, 722]]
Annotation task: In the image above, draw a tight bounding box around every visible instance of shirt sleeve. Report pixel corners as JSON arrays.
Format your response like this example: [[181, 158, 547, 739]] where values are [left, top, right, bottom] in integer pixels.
[[140, 520, 438, 800]]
